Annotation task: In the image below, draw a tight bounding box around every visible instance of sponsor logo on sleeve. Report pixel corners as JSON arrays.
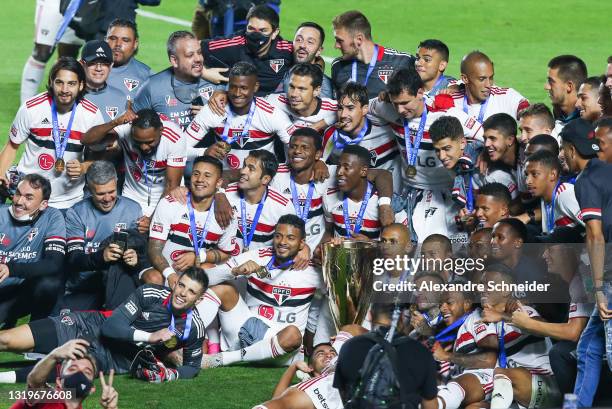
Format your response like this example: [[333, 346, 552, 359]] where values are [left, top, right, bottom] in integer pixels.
[[125, 301, 138, 315], [151, 222, 163, 233]]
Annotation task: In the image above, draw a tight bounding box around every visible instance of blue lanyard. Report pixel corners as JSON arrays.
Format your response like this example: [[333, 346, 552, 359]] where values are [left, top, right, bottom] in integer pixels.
[[290, 177, 315, 222], [466, 173, 474, 212], [222, 100, 256, 145], [139, 158, 153, 206], [351, 45, 379, 86], [240, 189, 267, 249], [431, 75, 446, 94], [50, 99, 77, 161], [462, 94, 489, 123], [186, 193, 214, 261], [342, 182, 373, 238], [435, 313, 470, 343], [167, 302, 193, 342], [404, 102, 427, 166], [265, 255, 295, 273], [334, 118, 369, 150], [545, 180, 561, 232], [498, 320, 507, 368], [422, 311, 443, 327]]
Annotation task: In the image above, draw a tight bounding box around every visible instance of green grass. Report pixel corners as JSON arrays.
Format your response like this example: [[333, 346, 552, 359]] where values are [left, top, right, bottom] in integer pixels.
[[1, 0, 611, 407]]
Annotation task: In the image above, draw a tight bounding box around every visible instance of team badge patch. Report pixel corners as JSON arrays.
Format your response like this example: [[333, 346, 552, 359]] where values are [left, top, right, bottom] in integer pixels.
[[269, 59, 285, 73], [272, 286, 291, 305], [369, 149, 377, 166], [60, 315, 74, 326], [114, 223, 127, 232], [199, 86, 214, 100], [165, 95, 178, 107], [377, 68, 394, 84], [106, 106, 118, 120], [27, 228, 39, 242], [38, 153, 55, 171], [0, 233, 10, 246], [465, 117, 476, 130], [124, 78, 140, 92], [10, 125, 17, 138]]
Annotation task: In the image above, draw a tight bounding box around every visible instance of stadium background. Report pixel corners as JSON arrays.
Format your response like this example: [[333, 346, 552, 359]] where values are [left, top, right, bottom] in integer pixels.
[[0, 0, 610, 407]]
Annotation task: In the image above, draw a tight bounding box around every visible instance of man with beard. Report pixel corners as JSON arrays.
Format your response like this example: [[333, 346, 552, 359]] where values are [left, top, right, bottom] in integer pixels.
[[415, 39, 456, 100], [545, 55, 587, 127], [1, 58, 104, 209], [575, 76, 604, 123], [201, 5, 293, 95], [134, 31, 220, 130], [105, 19, 152, 101], [330, 10, 414, 98]]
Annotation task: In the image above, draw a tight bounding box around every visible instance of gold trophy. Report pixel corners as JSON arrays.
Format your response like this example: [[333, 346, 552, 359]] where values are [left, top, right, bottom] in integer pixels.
[[321, 240, 379, 331]]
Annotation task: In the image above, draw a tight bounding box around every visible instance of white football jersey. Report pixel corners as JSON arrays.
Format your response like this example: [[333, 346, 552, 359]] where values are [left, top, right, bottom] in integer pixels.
[[185, 97, 294, 170], [149, 195, 237, 265], [115, 119, 186, 216], [451, 86, 530, 121], [539, 182, 584, 234], [225, 183, 297, 253], [265, 94, 337, 130], [10, 92, 104, 208], [473, 168, 519, 200]]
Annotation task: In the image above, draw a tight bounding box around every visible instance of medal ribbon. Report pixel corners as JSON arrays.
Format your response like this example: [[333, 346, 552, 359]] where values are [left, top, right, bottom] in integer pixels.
[[466, 173, 474, 212], [240, 189, 267, 249], [545, 180, 561, 232], [431, 75, 447, 94], [462, 94, 490, 123], [351, 45, 379, 86], [434, 313, 470, 343], [139, 158, 154, 207], [498, 320, 507, 368], [50, 99, 77, 162], [186, 192, 215, 262], [290, 177, 315, 222], [221, 100, 256, 145], [404, 101, 427, 167], [342, 182, 373, 238], [167, 302, 193, 342], [265, 255, 295, 273], [333, 118, 369, 151]]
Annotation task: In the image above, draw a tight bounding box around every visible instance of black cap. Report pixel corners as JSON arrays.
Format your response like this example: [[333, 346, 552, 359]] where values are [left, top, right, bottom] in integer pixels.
[[81, 40, 113, 64], [559, 118, 599, 157]]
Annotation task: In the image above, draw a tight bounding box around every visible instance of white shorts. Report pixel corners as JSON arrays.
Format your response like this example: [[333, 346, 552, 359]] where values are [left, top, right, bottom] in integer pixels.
[[35, 0, 83, 46], [295, 373, 343, 409], [460, 369, 495, 400]]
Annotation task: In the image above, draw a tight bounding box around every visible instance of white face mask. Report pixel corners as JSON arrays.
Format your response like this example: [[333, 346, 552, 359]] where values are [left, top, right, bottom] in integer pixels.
[[8, 205, 37, 222]]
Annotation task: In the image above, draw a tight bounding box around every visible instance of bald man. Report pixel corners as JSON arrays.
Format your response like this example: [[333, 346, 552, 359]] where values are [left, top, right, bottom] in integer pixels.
[[420, 234, 454, 282], [451, 51, 529, 122], [380, 223, 415, 280]]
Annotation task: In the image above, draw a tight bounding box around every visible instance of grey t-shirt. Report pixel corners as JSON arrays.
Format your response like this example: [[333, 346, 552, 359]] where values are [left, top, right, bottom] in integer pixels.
[[85, 84, 127, 123], [107, 57, 152, 101]]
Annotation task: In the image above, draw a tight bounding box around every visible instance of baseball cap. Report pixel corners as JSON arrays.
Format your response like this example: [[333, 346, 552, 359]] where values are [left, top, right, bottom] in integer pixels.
[[81, 40, 113, 64], [559, 118, 599, 157]]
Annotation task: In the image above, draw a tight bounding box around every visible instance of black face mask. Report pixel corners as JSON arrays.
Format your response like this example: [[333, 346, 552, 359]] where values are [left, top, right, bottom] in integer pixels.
[[63, 371, 93, 399], [245, 31, 271, 54]]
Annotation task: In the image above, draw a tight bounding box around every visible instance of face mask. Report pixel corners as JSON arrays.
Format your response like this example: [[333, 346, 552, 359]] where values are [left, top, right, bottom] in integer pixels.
[[63, 371, 93, 399], [8, 205, 36, 222], [245, 31, 271, 54]]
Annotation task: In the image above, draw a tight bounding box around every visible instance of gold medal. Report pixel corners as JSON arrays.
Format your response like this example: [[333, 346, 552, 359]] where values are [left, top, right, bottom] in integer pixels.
[[255, 266, 270, 279], [164, 336, 178, 349], [218, 140, 232, 154], [55, 158, 65, 173], [405, 165, 417, 178]]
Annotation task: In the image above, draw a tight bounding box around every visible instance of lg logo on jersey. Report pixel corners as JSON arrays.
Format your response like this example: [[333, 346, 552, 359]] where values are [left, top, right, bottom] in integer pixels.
[[38, 153, 55, 170]]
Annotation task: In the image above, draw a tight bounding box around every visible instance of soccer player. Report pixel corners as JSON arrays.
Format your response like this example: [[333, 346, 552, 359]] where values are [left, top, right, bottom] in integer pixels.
[[147, 156, 237, 287], [186, 62, 294, 170], [482, 113, 521, 200], [1, 57, 104, 209], [330, 10, 414, 98], [201, 5, 293, 94], [545, 55, 587, 126], [606, 56, 612, 92], [420, 234, 454, 282], [575, 76, 604, 123], [83, 108, 185, 217], [368, 68, 483, 242], [0, 268, 209, 381], [133, 31, 219, 130], [523, 150, 583, 234], [0, 174, 65, 325], [80, 40, 126, 123], [415, 39, 456, 100], [474, 183, 511, 228], [321, 82, 402, 193], [595, 117, 612, 164], [105, 19, 153, 101], [451, 51, 529, 121], [322, 145, 408, 242], [517, 103, 556, 144], [61, 161, 144, 311], [198, 215, 321, 368], [20, 0, 84, 103]]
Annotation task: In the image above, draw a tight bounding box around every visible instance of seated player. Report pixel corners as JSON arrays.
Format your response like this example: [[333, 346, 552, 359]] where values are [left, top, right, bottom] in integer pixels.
[[197, 215, 322, 368], [147, 156, 237, 286], [0, 268, 209, 382], [474, 182, 512, 229], [0, 174, 66, 325], [481, 269, 563, 409], [408, 272, 446, 339], [82, 108, 186, 219], [62, 160, 144, 311]]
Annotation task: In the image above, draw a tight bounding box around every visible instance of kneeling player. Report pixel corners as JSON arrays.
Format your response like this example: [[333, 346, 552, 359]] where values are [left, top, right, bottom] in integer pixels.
[[198, 214, 323, 368]]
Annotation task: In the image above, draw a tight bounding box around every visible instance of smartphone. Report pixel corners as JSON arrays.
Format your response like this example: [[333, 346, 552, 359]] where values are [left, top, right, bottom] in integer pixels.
[[191, 96, 204, 106], [112, 231, 129, 252]]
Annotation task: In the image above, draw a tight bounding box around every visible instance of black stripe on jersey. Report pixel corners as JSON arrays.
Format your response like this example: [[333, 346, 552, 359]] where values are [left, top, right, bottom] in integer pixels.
[[167, 233, 222, 250], [191, 310, 205, 339], [222, 136, 273, 150], [455, 342, 478, 355], [333, 225, 379, 239], [247, 285, 314, 307], [393, 135, 435, 151], [29, 134, 84, 153], [371, 150, 400, 167], [307, 207, 324, 219], [142, 288, 170, 299], [235, 230, 273, 244], [505, 335, 543, 357]]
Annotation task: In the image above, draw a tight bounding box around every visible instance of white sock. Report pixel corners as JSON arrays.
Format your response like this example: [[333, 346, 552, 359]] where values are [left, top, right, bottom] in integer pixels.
[[222, 335, 287, 365], [251, 406, 268, 409], [491, 374, 513, 409], [21, 57, 46, 103], [196, 289, 222, 328], [437, 381, 465, 409], [0, 371, 16, 383]]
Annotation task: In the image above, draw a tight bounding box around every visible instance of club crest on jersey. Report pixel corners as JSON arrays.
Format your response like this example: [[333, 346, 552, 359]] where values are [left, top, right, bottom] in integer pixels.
[[60, 315, 74, 326], [27, 228, 39, 242], [165, 95, 178, 107], [369, 150, 377, 166], [232, 129, 248, 147], [272, 286, 291, 305], [377, 68, 394, 84], [114, 223, 127, 232], [124, 78, 140, 92], [199, 86, 214, 100], [269, 59, 285, 73], [106, 106, 118, 120], [0, 233, 10, 246]]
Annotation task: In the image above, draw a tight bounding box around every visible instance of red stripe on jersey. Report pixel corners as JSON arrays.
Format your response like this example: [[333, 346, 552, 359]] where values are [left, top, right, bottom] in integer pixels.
[[503, 330, 522, 344], [80, 98, 98, 113], [267, 189, 290, 205], [454, 332, 475, 348], [162, 127, 180, 143], [555, 216, 575, 227], [322, 126, 336, 147], [208, 36, 246, 50], [240, 220, 275, 233], [327, 187, 339, 195], [278, 95, 289, 103], [248, 276, 317, 296], [168, 222, 222, 241], [255, 97, 275, 114], [321, 101, 337, 111], [258, 247, 274, 256], [332, 214, 380, 228], [373, 140, 397, 155], [275, 40, 293, 51], [203, 292, 221, 306], [30, 128, 83, 141], [276, 164, 290, 173], [557, 183, 568, 193], [26, 93, 50, 108], [376, 44, 385, 61], [45, 235, 66, 241]]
